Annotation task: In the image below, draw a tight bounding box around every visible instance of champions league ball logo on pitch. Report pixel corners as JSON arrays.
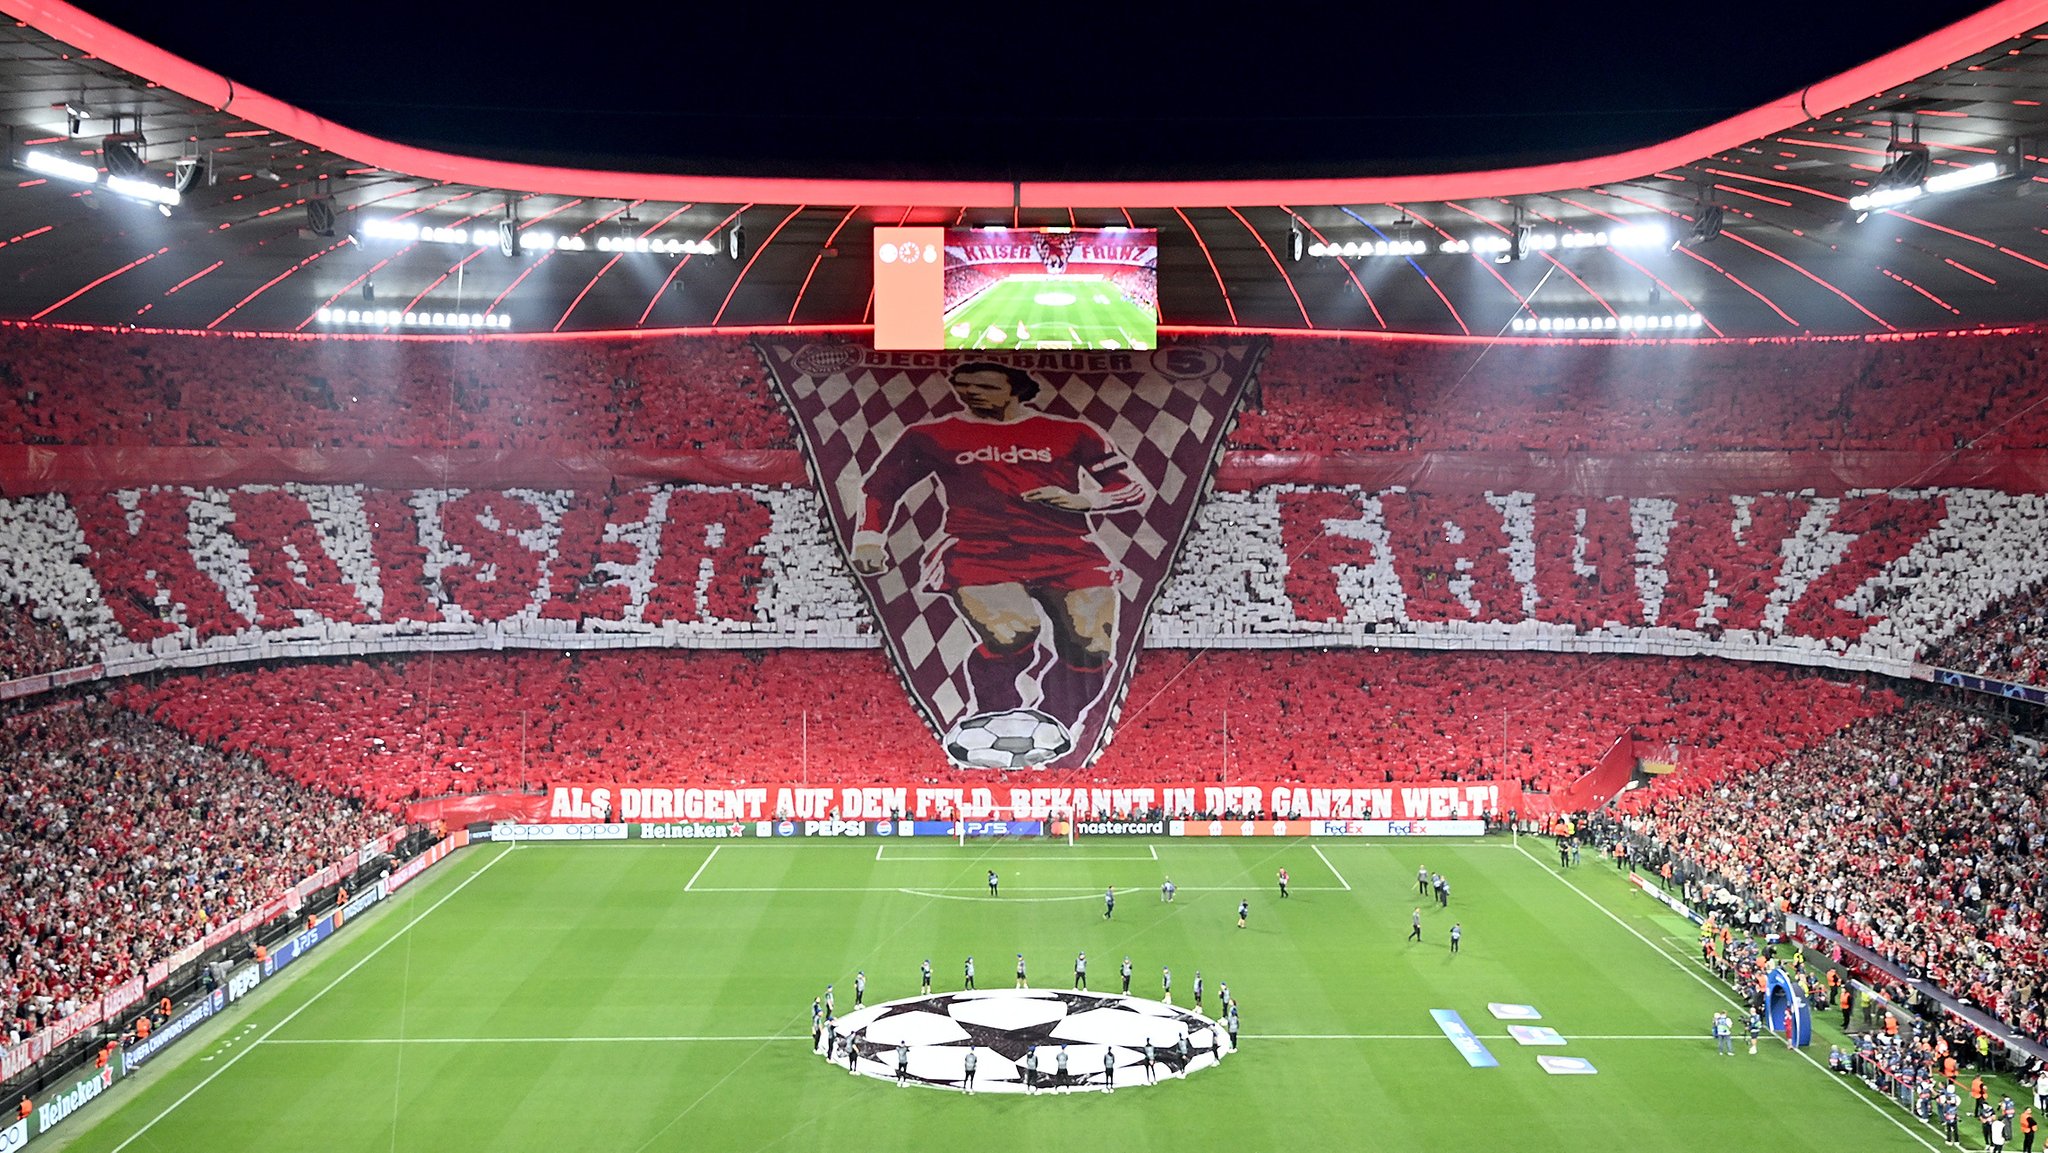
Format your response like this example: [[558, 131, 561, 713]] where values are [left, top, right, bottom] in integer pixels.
[[818, 989, 1227, 1093]]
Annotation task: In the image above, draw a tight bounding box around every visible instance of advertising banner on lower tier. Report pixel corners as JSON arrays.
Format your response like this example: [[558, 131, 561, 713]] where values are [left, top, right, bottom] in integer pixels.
[[547, 781, 1518, 823]]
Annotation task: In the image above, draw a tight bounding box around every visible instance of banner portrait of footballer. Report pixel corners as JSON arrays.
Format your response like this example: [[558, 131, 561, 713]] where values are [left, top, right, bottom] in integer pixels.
[[757, 341, 1265, 770]]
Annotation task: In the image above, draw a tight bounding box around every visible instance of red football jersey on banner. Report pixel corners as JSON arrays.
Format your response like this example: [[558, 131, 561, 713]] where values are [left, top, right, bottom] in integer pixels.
[[858, 411, 1145, 563]]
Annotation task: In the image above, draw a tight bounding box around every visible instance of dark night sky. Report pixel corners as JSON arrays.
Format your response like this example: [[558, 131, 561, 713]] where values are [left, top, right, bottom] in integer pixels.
[[78, 2, 1999, 181]]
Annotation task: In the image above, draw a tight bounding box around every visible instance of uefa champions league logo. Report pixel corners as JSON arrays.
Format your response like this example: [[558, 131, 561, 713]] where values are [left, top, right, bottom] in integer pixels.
[[816, 989, 1228, 1093]]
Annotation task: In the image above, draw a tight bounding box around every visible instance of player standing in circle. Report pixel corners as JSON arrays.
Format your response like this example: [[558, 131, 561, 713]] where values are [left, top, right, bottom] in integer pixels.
[[1105, 885, 1116, 920], [1056, 1045, 1070, 1091], [824, 984, 835, 1015], [1193, 970, 1204, 1010], [1121, 955, 1133, 994], [1025, 1046, 1040, 1094], [988, 869, 999, 897], [962, 1048, 977, 1094], [1278, 868, 1289, 898], [1074, 952, 1087, 991], [964, 955, 976, 991], [1238, 900, 1250, 929], [896, 1041, 911, 1087], [1162, 966, 1173, 1005], [851, 363, 1154, 736], [1016, 953, 1028, 989], [921, 958, 932, 994], [1142, 1039, 1157, 1084]]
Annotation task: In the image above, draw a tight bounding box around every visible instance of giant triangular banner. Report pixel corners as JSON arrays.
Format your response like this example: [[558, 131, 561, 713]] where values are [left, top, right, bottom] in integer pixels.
[[758, 340, 1265, 769]]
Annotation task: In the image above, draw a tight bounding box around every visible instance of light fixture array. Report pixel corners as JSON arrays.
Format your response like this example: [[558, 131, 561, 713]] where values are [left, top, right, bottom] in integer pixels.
[[20, 150, 180, 208], [1311, 222, 1668, 259], [360, 218, 716, 254], [1510, 313, 1704, 334], [1848, 160, 2006, 214], [315, 308, 512, 330]]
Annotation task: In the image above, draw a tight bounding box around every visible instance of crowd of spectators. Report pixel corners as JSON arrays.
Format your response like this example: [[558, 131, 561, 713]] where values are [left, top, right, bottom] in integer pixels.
[[0, 327, 788, 451], [1616, 703, 2048, 1045], [1237, 331, 2048, 453], [0, 695, 397, 1044], [1923, 581, 2048, 687], [3, 326, 2045, 456], [111, 649, 1894, 802], [0, 604, 91, 682]]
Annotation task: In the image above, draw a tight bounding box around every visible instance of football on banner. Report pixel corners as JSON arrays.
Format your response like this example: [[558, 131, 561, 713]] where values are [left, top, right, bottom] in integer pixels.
[[942, 709, 1073, 769]]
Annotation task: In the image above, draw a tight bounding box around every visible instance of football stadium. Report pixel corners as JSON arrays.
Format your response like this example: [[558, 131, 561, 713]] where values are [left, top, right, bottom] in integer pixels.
[[2, 3, 2048, 1153]]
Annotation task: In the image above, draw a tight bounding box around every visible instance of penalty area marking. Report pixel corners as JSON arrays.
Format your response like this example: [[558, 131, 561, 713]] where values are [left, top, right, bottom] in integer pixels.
[[687, 885, 1346, 894], [873, 845, 1160, 862], [262, 1031, 1710, 1046], [106, 845, 518, 1153], [1512, 843, 1940, 1153], [683, 844, 721, 892], [1311, 845, 1352, 891]]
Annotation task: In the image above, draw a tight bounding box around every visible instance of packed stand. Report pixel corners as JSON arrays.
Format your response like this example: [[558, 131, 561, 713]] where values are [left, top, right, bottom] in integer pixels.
[[1616, 703, 2048, 1046], [114, 649, 1894, 804], [0, 327, 788, 451], [0, 695, 398, 1042], [0, 604, 91, 682], [1237, 332, 2048, 453], [2, 326, 2045, 456], [1923, 581, 2048, 687]]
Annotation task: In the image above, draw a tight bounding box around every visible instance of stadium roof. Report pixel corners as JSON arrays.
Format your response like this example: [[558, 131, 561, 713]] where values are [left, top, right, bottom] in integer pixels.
[[0, 0, 2046, 337]]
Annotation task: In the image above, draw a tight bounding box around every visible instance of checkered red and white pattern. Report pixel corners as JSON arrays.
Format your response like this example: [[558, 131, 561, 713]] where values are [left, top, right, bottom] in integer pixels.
[[758, 342, 1265, 768]]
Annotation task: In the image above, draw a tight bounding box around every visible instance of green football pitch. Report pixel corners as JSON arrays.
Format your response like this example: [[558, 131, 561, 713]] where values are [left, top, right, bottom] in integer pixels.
[[51, 837, 1957, 1153], [945, 276, 1155, 351]]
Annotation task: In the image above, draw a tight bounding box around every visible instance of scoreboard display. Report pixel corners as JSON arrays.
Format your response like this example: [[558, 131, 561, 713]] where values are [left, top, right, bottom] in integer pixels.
[[875, 226, 1157, 352]]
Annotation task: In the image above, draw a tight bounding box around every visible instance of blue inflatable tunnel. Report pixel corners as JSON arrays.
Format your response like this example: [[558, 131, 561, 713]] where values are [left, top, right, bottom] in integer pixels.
[[1764, 968, 1812, 1047]]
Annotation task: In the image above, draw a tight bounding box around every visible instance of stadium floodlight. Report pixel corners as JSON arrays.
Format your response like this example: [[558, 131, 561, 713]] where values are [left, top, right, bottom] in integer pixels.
[[100, 136, 146, 180], [317, 307, 513, 330], [21, 150, 99, 185], [105, 174, 179, 207], [1922, 161, 2003, 195], [728, 219, 746, 261], [1512, 312, 1702, 334], [1287, 218, 1303, 262]]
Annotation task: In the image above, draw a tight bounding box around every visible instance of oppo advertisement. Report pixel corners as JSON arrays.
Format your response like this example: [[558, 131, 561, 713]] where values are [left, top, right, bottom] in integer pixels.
[[874, 226, 1158, 351]]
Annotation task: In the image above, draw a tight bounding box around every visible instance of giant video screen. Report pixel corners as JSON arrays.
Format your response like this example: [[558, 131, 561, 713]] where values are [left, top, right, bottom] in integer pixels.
[[941, 227, 1157, 351]]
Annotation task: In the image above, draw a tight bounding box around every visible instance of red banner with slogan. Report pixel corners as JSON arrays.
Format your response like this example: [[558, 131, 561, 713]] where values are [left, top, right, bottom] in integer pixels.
[[543, 779, 1520, 822]]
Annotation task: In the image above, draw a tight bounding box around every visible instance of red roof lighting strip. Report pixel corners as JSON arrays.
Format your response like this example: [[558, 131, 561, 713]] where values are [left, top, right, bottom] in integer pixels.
[[1379, 205, 1470, 335], [1439, 202, 1551, 316], [1276, 207, 1384, 329], [208, 239, 357, 329], [1880, 267, 1961, 314], [638, 205, 749, 328], [548, 200, 650, 331], [1171, 207, 1235, 326], [789, 206, 859, 325], [30, 246, 167, 320], [9, 0, 2044, 207], [1590, 187, 1805, 328], [1223, 207, 1310, 327], [712, 205, 806, 326]]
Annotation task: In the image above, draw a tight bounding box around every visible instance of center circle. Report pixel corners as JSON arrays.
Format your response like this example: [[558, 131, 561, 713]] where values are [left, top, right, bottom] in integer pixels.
[[816, 988, 1230, 1093]]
